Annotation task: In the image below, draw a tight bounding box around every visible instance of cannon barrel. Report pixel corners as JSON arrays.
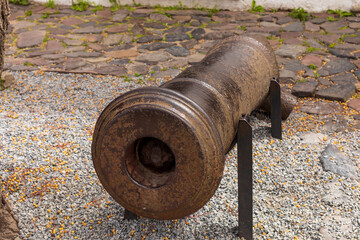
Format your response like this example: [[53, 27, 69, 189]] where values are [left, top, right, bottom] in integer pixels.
[[92, 35, 295, 220]]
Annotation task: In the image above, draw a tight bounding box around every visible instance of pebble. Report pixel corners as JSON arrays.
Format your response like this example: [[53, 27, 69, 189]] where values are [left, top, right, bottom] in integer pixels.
[[320, 144, 359, 179]]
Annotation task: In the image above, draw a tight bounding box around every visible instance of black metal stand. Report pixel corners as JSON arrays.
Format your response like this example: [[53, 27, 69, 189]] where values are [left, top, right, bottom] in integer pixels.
[[123, 79, 283, 240], [237, 116, 253, 240], [270, 78, 282, 140], [124, 209, 138, 220], [237, 79, 282, 240]]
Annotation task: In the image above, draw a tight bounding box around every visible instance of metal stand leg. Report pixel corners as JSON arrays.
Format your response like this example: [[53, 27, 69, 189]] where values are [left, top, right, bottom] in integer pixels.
[[124, 209, 138, 220], [237, 116, 253, 240], [270, 79, 282, 140]]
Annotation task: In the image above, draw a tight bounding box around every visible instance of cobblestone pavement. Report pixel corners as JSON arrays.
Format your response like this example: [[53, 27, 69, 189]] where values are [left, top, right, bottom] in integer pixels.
[[4, 2, 360, 114]]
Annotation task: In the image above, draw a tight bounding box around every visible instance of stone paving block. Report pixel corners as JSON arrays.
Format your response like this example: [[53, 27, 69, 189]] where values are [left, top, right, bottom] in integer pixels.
[[165, 34, 190, 42], [73, 26, 103, 34], [343, 35, 360, 44], [315, 84, 356, 102], [283, 22, 304, 32], [275, 44, 307, 58], [131, 23, 146, 36], [330, 73, 357, 84], [17, 30, 46, 48], [138, 42, 175, 51], [299, 101, 342, 115], [92, 65, 127, 76], [127, 63, 150, 75], [103, 34, 122, 46], [135, 52, 172, 65], [46, 40, 65, 51], [318, 58, 356, 76], [305, 22, 320, 31], [113, 13, 129, 22], [320, 20, 347, 32], [291, 81, 318, 97], [62, 17, 84, 26], [348, 99, 360, 111], [106, 24, 130, 33], [279, 69, 296, 84], [328, 48, 356, 59], [105, 49, 138, 58], [166, 45, 190, 57], [144, 22, 166, 29], [301, 54, 322, 67], [137, 35, 163, 43]]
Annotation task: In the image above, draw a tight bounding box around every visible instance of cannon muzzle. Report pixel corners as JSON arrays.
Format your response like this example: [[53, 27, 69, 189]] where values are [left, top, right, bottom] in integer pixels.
[[92, 35, 296, 220]]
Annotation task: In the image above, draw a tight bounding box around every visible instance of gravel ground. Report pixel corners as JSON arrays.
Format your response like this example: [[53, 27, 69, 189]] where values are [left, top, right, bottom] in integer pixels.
[[1, 71, 359, 240]]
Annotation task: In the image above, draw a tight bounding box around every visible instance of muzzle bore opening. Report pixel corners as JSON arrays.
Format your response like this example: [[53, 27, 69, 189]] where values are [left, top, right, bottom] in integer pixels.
[[125, 137, 176, 188]]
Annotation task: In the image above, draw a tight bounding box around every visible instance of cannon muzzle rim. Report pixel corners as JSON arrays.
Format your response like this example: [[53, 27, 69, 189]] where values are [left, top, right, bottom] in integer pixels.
[[91, 87, 225, 219]]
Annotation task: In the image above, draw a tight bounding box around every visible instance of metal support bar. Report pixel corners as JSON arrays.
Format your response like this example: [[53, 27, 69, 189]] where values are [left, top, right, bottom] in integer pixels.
[[237, 116, 253, 240], [124, 209, 138, 220], [270, 79, 282, 140]]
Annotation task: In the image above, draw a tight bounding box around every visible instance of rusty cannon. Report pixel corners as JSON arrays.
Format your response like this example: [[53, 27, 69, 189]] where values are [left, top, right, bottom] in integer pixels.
[[91, 35, 296, 221]]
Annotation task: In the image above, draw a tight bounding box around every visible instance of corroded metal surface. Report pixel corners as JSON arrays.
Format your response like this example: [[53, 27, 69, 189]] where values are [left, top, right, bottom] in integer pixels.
[[92, 35, 294, 220]]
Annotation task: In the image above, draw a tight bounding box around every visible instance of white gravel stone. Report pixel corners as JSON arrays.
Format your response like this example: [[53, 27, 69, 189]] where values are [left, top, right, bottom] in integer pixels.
[[0, 71, 359, 239]]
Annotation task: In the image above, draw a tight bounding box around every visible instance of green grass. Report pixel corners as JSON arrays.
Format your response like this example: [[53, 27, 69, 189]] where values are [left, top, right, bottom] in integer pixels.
[[199, 23, 208, 28], [153, 2, 218, 17], [154, 8, 172, 18], [289, 7, 310, 21], [302, 40, 310, 47], [326, 16, 338, 22], [308, 64, 317, 70], [237, 26, 247, 31], [267, 35, 277, 40], [207, 5, 219, 17], [327, 9, 354, 18], [248, 0, 264, 13], [43, 33, 50, 43], [122, 75, 131, 82], [71, 0, 90, 12], [306, 47, 321, 53], [9, 0, 29, 5], [109, 0, 120, 11], [23, 62, 35, 67], [45, 0, 55, 9], [25, 10, 32, 16], [92, 5, 104, 13], [41, 12, 50, 19], [328, 43, 338, 48], [338, 33, 357, 43]]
